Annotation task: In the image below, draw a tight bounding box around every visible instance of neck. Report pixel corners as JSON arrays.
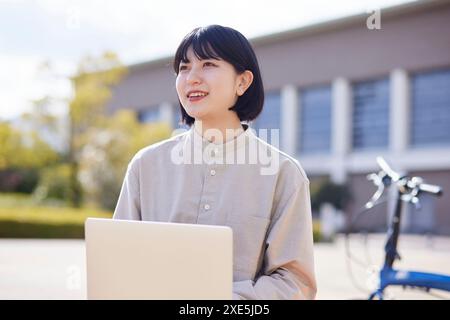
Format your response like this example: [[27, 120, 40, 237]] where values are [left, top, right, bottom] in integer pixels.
[[193, 114, 245, 144]]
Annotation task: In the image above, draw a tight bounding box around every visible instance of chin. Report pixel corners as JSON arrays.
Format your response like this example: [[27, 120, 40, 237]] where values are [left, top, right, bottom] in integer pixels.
[[184, 105, 209, 120]]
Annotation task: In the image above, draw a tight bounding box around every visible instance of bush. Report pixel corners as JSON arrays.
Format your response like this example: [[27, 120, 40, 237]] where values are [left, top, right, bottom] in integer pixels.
[[33, 164, 72, 203], [311, 181, 352, 212], [0, 220, 87, 238], [0, 193, 324, 241], [0, 206, 112, 239], [0, 168, 39, 193], [312, 220, 322, 243]]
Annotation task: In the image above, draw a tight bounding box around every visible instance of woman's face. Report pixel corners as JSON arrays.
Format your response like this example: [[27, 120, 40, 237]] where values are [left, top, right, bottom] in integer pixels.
[[176, 46, 242, 122]]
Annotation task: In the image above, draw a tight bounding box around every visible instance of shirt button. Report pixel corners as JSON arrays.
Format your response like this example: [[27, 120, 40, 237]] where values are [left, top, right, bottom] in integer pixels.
[[204, 204, 210, 210], [210, 169, 216, 176]]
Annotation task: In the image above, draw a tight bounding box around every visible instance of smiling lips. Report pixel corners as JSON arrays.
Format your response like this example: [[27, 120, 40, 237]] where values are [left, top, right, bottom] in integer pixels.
[[188, 92, 209, 102]]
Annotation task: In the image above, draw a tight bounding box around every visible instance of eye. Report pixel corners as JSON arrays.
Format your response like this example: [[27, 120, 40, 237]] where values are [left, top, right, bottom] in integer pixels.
[[179, 62, 215, 72]]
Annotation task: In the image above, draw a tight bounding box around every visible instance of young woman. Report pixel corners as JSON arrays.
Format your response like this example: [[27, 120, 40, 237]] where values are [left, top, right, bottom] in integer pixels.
[[113, 25, 317, 300]]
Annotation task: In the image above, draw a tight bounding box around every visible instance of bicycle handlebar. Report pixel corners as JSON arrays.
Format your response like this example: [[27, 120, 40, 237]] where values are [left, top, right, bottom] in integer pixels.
[[376, 157, 401, 182], [417, 182, 442, 196], [376, 156, 442, 196], [365, 157, 442, 208]]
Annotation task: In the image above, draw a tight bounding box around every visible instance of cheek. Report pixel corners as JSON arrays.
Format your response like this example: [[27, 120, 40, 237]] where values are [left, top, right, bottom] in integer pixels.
[[210, 76, 236, 97], [175, 77, 184, 98]]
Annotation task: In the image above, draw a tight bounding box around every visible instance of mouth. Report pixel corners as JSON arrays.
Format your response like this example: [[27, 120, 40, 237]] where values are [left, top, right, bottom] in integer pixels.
[[188, 93, 209, 102]]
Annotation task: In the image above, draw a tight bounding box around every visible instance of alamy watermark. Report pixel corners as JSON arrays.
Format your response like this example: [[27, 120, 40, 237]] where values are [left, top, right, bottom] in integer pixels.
[[66, 265, 81, 291], [66, 6, 81, 30], [170, 121, 281, 176], [366, 8, 381, 30]]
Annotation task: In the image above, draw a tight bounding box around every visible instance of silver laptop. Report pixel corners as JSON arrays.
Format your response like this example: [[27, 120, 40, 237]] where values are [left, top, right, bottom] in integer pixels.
[[85, 218, 233, 300]]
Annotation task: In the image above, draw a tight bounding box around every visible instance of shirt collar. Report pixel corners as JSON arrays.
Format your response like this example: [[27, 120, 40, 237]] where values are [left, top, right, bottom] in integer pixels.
[[183, 123, 256, 164]]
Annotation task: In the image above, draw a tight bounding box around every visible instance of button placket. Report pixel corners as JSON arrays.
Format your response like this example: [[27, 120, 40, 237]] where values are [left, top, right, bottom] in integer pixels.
[[202, 166, 215, 212], [196, 163, 217, 224]]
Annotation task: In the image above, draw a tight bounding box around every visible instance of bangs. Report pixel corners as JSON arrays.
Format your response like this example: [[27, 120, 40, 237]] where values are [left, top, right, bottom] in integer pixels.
[[173, 32, 223, 74]]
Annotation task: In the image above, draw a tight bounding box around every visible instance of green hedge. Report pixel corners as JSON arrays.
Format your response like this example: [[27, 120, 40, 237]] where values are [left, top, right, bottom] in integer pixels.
[[0, 193, 322, 241], [0, 206, 112, 239], [313, 220, 322, 243], [0, 209, 322, 241], [0, 221, 87, 238]]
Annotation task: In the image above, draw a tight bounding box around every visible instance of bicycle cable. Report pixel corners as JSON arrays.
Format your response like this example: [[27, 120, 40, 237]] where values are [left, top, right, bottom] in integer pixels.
[[344, 196, 389, 294]]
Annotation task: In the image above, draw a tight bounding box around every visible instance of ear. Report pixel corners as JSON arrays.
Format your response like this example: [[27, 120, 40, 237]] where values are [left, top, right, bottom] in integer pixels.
[[237, 70, 254, 96]]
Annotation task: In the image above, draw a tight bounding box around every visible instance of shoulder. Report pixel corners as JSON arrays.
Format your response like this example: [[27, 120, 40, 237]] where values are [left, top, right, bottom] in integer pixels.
[[127, 128, 189, 172], [250, 129, 309, 186]]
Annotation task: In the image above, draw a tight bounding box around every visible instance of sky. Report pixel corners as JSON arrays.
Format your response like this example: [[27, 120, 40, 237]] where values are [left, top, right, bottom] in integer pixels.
[[0, 0, 416, 121]]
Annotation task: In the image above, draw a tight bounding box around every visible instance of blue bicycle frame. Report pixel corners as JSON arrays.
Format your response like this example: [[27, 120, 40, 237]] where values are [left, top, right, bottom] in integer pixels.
[[368, 189, 450, 300]]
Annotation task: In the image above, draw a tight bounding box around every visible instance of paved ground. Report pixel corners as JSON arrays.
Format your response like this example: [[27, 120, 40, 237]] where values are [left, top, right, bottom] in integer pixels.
[[1, 234, 450, 300], [315, 233, 450, 299]]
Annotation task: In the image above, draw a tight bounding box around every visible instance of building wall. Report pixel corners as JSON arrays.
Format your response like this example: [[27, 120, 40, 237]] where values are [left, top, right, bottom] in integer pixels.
[[107, 0, 450, 114], [255, 2, 450, 90], [344, 170, 450, 236], [406, 170, 450, 235], [346, 173, 389, 233]]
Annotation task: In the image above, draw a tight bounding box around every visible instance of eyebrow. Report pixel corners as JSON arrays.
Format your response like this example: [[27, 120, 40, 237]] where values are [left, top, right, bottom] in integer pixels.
[[180, 58, 219, 65]]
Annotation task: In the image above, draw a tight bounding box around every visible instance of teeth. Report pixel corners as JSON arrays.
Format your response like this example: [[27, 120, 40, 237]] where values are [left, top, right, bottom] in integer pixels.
[[189, 92, 208, 98]]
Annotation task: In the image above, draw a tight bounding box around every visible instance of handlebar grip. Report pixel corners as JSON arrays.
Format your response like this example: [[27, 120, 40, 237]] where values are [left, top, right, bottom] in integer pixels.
[[419, 183, 443, 196]]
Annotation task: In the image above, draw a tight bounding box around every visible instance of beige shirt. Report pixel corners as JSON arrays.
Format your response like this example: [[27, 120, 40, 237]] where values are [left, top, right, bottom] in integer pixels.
[[112, 123, 317, 300]]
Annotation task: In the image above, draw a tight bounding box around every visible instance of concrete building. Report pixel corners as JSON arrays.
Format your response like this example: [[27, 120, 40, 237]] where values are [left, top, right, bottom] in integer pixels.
[[106, 0, 450, 234]]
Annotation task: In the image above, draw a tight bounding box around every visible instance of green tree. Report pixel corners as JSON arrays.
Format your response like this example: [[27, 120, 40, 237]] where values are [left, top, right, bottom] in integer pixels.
[[67, 52, 127, 207], [0, 121, 59, 193], [0, 122, 58, 170], [77, 110, 171, 210]]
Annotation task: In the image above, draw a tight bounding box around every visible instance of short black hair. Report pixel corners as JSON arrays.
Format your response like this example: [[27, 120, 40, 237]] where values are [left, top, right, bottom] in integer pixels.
[[173, 25, 265, 127]]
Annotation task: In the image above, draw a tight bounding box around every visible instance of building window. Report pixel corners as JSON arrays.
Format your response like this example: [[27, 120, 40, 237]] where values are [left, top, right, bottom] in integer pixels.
[[352, 78, 389, 150], [298, 86, 331, 154], [252, 91, 281, 146], [138, 106, 160, 123], [411, 68, 450, 147]]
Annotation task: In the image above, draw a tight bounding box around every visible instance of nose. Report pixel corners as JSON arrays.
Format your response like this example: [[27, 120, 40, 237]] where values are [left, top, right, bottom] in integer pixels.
[[186, 66, 202, 84]]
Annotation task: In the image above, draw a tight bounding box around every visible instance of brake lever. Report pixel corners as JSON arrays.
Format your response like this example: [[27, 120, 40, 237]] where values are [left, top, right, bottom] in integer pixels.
[[365, 173, 385, 209], [400, 176, 422, 210], [400, 193, 421, 210]]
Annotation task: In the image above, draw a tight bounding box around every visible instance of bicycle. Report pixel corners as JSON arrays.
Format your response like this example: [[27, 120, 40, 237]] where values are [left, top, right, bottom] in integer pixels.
[[345, 156, 450, 300]]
